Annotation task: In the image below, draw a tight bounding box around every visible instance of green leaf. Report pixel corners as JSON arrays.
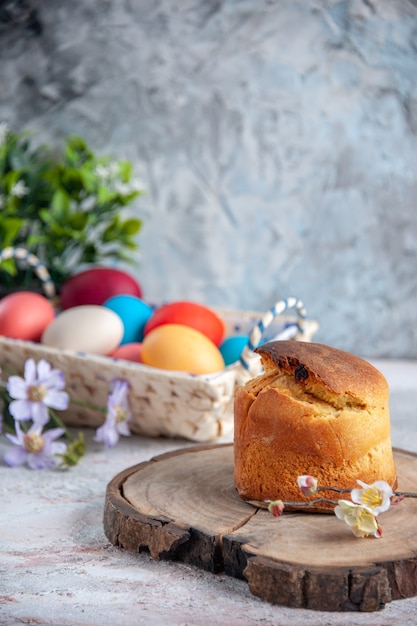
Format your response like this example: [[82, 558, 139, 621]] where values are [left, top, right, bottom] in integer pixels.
[[0, 216, 25, 245], [3, 169, 21, 191], [67, 211, 88, 230], [97, 185, 116, 204], [79, 168, 97, 192], [39, 208, 54, 224], [0, 257, 18, 276], [118, 160, 132, 182], [51, 188, 71, 219], [26, 232, 46, 247], [64, 143, 78, 168], [57, 432, 87, 469], [64, 135, 91, 167], [120, 218, 142, 236], [60, 167, 84, 193]]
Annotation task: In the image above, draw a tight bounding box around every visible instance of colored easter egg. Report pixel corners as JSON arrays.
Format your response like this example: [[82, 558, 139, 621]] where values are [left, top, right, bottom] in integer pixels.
[[111, 342, 143, 363], [103, 295, 153, 344], [0, 291, 55, 342], [144, 301, 225, 346], [60, 267, 142, 309], [219, 334, 249, 366], [141, 323, 225, 374], [41, 305, 124, 355]]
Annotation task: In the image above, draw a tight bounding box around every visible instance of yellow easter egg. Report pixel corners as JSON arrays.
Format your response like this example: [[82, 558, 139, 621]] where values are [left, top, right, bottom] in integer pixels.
[[141, 323, 225, 374]]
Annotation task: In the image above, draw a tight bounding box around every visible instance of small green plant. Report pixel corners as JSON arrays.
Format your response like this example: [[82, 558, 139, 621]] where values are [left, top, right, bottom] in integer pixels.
[[0, 123, 144, 289]]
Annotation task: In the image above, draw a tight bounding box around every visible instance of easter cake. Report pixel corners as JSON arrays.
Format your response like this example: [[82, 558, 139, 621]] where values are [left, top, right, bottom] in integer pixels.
[[233, 341, 397, 511]]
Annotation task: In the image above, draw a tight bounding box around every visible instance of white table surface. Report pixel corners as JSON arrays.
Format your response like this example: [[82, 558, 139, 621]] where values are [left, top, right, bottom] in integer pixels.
[[1, 358, 417, 626]]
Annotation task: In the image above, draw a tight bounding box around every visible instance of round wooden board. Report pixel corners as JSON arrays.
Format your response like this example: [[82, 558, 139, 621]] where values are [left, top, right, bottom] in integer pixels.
[[104, 445, 417, 613]]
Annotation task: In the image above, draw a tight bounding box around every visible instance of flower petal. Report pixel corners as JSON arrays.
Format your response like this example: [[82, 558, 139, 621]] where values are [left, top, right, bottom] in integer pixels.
[[44, 369, 66, 391], [117, 421, 131, 437], [94, 420, 119, 448], [42, 427, 66, 442], [373, 480, 394, 496], [24, 359, 37, 384], [27, 453, 54, 470], [7, 376, 28, 400], [44, 389, 69, 411], [5, 431, 22, 446], [4, 446, 27, 467], [36, 359, 53, 381], [31, 402, 50, 426], [8, 399, 33, 421], [50, 442, 67, 456]]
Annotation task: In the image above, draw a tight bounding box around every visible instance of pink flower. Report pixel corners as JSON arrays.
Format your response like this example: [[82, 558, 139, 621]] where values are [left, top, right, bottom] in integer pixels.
[[268, 500, 285, 517], [297, 475, 318, 497], [4, 422, 67, 469]]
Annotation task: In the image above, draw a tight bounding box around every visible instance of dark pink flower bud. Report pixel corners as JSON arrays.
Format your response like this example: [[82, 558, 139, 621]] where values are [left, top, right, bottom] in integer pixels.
[[268, 500, 285, 517], [297, 475, 318, 497]]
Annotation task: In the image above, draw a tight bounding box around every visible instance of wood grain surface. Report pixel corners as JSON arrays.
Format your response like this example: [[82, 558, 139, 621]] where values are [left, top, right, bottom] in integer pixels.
[[104, 445, 417, 612]]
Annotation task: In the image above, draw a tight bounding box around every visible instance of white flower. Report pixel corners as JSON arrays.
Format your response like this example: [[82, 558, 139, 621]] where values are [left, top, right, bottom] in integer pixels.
[[4, 421, 67, 470], [113, 178, 145, 196], [10, 180, 29, 198], [127, 177, 146, 193], [334, 500, 382, 538], [351, 480, 394, 516], [95, 164, 110, 179], [95, 162, 119, 180], [94, 379, 131, 448], [7, 358, 69, 426]]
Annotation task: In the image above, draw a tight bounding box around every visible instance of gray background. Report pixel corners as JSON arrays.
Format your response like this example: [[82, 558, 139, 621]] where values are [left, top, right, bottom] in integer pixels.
[[1, 0, 417, 358]]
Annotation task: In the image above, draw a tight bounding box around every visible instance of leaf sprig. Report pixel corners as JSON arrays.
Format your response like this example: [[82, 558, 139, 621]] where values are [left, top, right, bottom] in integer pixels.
[[0, 124, 144, 288]]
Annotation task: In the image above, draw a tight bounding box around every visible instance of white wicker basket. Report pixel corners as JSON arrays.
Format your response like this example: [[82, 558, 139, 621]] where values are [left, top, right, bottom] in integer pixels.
[[0, 249, 319, 442]]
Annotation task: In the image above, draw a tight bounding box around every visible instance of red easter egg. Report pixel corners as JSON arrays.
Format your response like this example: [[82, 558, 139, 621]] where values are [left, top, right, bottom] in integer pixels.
[[0, 291, 55, 342], [60, 267, 142, 310], [111, 342, 143, 363], [144, 301, 225, 347]]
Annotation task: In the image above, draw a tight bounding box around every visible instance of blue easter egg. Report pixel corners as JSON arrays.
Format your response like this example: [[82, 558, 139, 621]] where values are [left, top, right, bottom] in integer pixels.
[[103, 295, 153, 345], [219, 334, 249, 366]]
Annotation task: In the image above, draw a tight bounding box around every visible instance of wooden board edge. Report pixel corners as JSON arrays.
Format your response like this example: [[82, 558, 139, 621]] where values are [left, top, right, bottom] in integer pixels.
[[103, 461, 190, 559], [103, 451, 227, 573], [243, 555, 392, 612]]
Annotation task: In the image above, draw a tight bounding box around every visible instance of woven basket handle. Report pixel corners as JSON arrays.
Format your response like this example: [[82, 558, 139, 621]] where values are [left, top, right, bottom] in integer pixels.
[[0, 247, 56, 300], [239, 297, 307, 376]]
